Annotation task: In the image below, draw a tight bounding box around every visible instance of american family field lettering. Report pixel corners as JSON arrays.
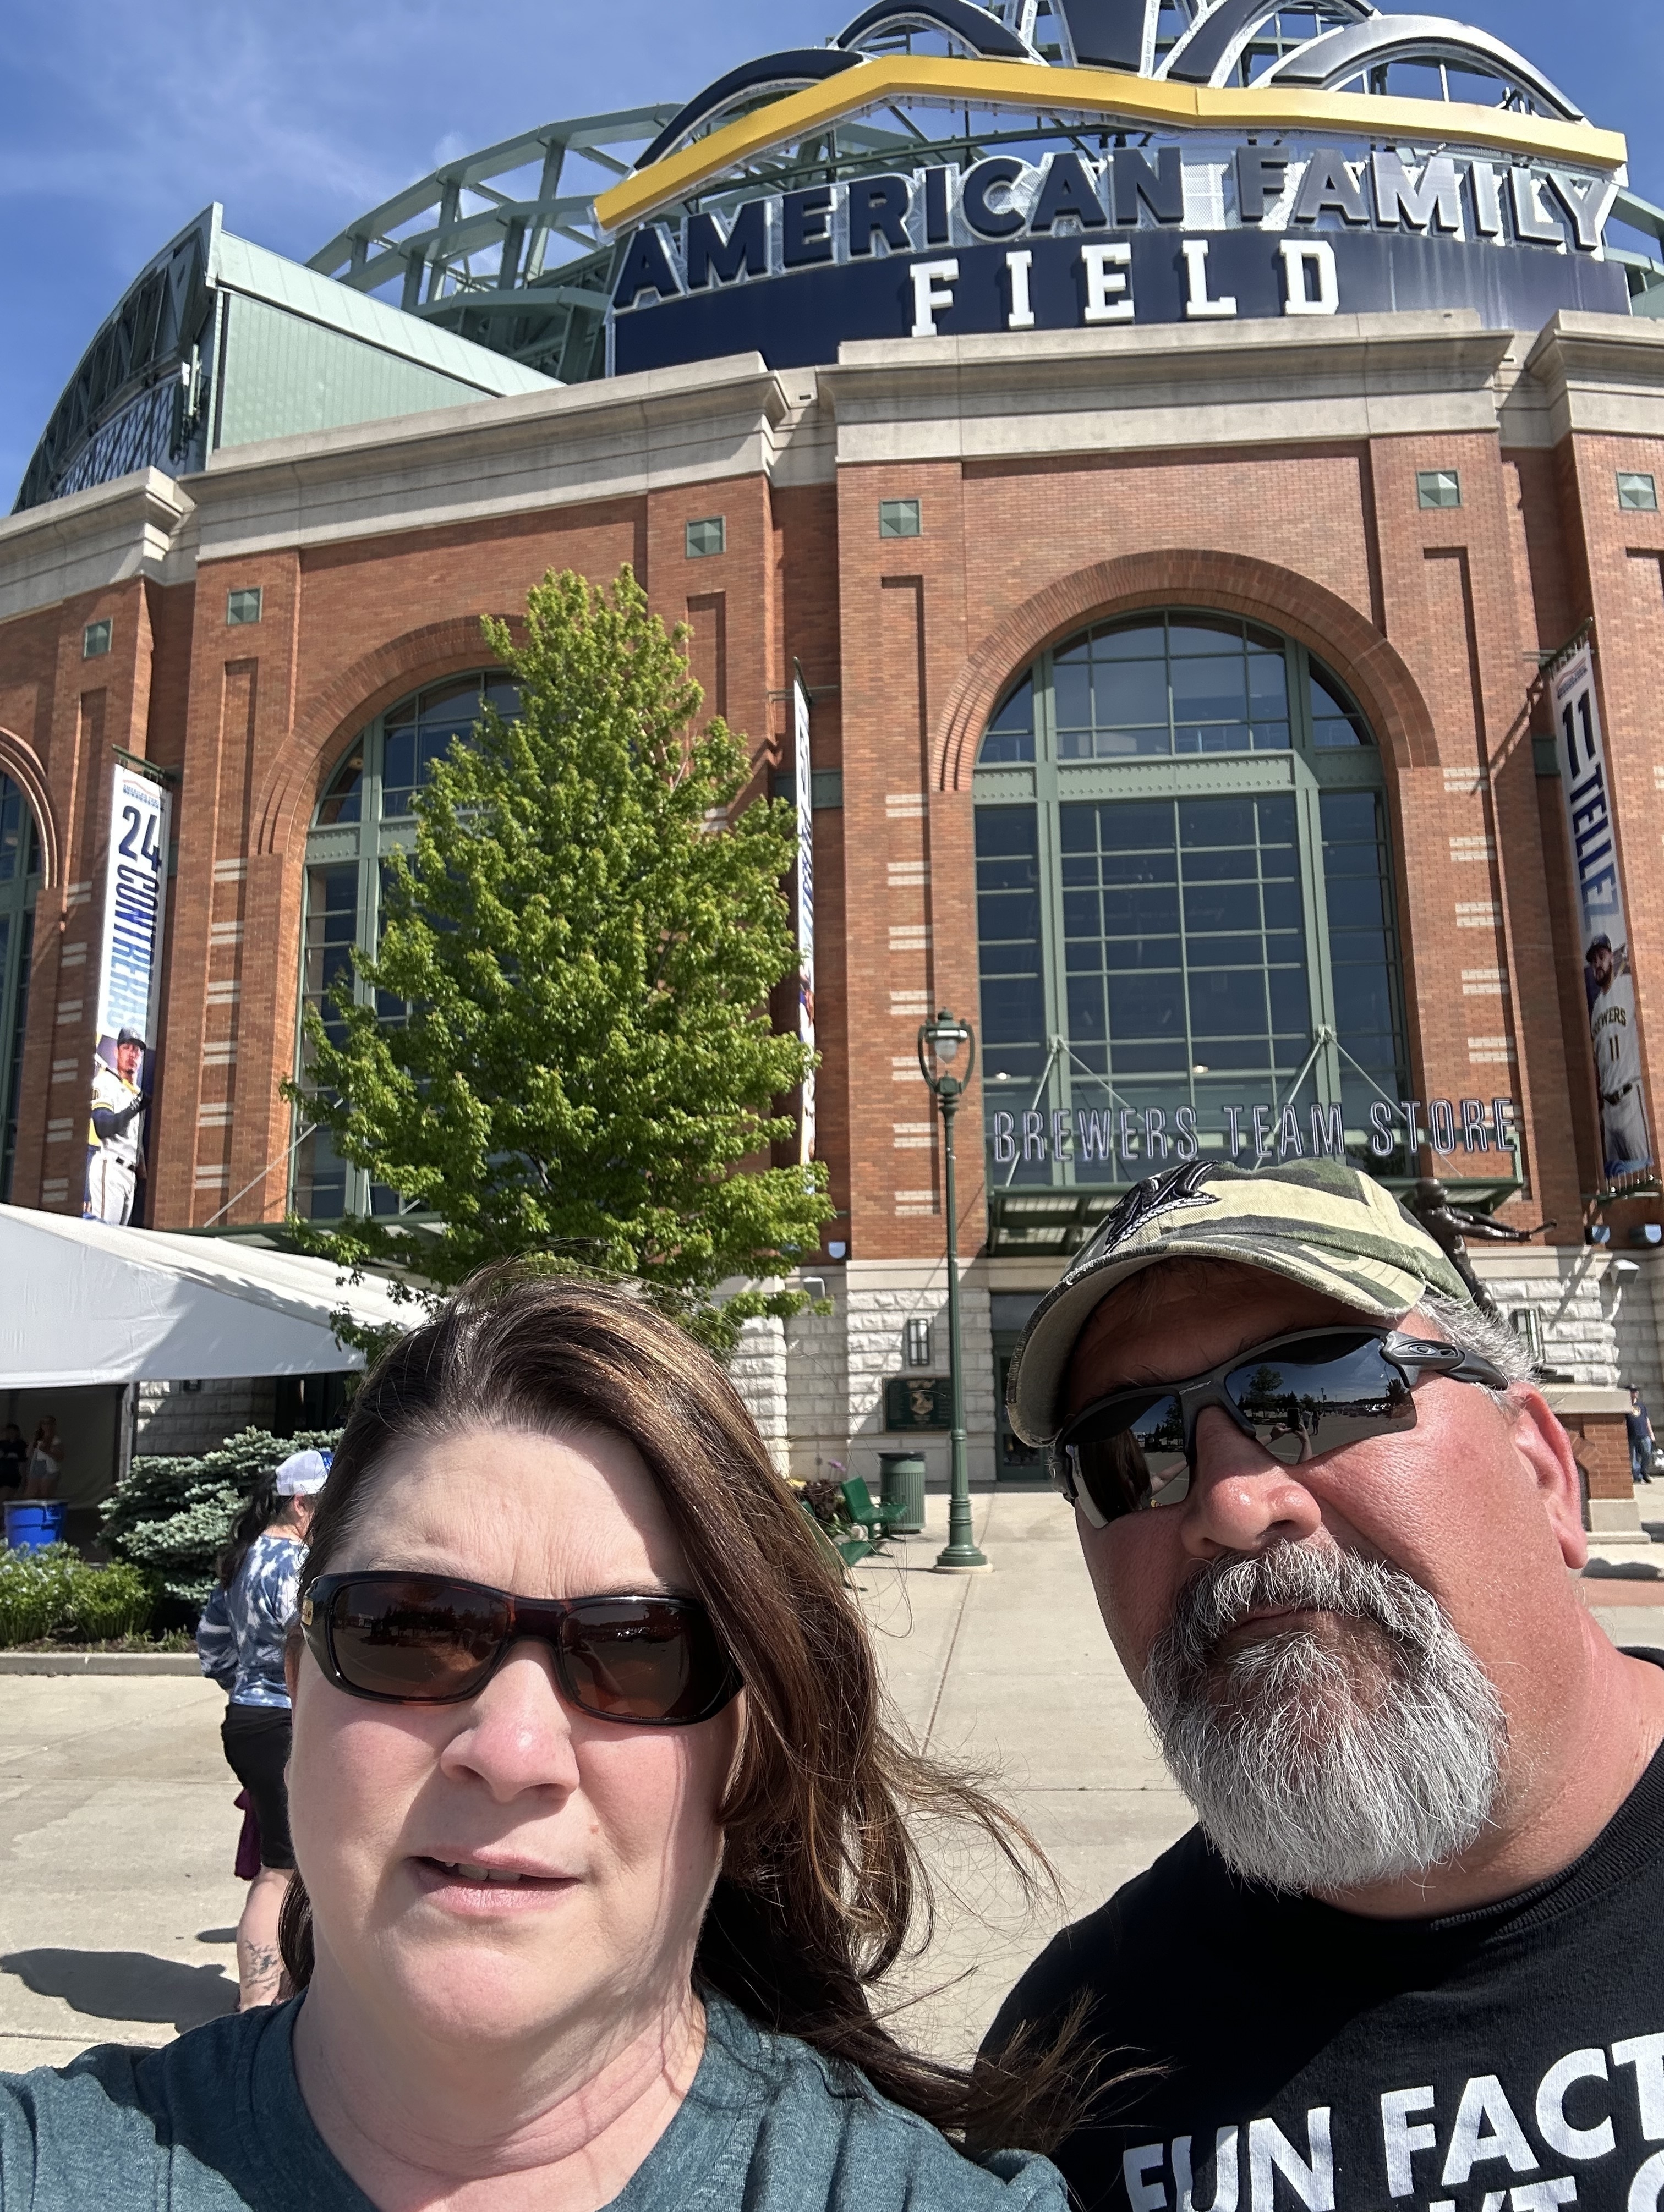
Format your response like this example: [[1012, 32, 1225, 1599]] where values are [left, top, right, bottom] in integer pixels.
[[607, 142, 1627, 375], [1120, 2033, 1664, 2212]]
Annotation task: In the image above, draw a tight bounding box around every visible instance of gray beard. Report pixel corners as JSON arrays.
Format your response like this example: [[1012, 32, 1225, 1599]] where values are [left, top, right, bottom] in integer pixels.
[[1143, 1543, 1506, 1895]]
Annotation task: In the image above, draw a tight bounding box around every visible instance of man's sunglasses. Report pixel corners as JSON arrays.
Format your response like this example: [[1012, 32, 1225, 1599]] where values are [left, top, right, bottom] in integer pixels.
[[1052, 1326, 1510, 1530], [300, 1573, 742, 1724]]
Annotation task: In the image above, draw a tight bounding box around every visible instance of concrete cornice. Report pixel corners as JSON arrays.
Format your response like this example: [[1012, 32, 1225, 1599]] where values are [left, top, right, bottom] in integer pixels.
[[0, 468, 192, 625], [818, 312, 1517, 465], [179, 353, 794, 563], [1519, 309, 1664, 445]]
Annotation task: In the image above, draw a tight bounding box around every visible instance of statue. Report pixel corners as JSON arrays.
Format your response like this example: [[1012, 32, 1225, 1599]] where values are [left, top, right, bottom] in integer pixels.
[[1402, 1178, 1556, 1321]]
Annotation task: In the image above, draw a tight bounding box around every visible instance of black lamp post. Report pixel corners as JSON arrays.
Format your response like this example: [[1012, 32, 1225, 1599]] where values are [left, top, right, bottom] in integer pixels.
[[917, 1009, 990, 1573]]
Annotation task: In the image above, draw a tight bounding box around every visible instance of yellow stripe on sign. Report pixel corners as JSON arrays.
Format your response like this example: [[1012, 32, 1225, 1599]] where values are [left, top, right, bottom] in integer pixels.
[[594, 56, 1627, 235]]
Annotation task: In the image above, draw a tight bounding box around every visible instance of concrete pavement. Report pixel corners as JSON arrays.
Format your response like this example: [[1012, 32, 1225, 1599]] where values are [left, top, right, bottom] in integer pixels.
[[0, 1489, 1656, 2074]]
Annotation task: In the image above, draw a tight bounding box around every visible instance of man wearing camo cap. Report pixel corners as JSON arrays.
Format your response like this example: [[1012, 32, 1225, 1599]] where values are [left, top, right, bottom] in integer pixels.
[[983, 1157, 1664, 2212]]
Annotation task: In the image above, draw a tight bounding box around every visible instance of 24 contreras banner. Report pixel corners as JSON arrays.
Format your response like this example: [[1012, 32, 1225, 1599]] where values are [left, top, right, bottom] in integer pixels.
[[85, 763, 171, 1226], [1552, 644, 1651, 1182]]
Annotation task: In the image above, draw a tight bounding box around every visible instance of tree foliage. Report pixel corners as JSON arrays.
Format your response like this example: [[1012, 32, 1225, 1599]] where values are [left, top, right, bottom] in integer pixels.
[[101, 1426, 340, 1607], [288, 565, 830, 1353]]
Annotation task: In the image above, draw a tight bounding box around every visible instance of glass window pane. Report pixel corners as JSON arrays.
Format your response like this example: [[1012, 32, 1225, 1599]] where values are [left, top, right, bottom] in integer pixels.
[[382, 725, 417, 816], [1094, 622, 1165, 659], [293, 1126, 349, 1221], [1248, 652, 1289, 711], [982, 674, 1036, 763], [1179, 796, 1256, 847], [316, 745, 365, 827], [1170, 657, 1247, 722], [1167, 620, 1240, 655], [419, 677, 484, 718], [1096, 660, 1168, 728], [0, 777, 22, 882], [1054, 660, 1092, 730]]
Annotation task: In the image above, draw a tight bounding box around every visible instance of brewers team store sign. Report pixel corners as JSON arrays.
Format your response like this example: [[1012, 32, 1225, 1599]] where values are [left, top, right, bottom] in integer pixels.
[[597, 23, 1630, 378]]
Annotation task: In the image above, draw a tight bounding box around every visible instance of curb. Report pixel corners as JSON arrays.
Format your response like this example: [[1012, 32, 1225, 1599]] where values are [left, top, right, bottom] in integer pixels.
[[0, 1652, 203, 1676]]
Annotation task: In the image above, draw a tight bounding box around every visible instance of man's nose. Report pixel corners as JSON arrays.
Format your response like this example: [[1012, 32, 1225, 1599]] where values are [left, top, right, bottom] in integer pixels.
[[1178, 1404, 1325, 1558]]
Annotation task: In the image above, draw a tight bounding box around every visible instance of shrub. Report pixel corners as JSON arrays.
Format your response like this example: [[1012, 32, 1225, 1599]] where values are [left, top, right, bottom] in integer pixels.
[[100, 1426, 340, 1608], [0, 1549, 156, 1646], [68, 1560, 155, 1641], [0, 1544, 78, 1644]]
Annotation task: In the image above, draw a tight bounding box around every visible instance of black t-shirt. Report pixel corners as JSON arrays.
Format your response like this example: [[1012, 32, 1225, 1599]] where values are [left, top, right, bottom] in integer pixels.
[[987, 1678, 1664, 2212]]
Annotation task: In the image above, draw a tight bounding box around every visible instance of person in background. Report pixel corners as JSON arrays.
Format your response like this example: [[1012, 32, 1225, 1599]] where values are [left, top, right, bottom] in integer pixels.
[[1627, 1382, 1657, 1484], [0, 1423, 26, 1497], [202, 1447, 329, 2009], [23, 1414, 63, 1499]]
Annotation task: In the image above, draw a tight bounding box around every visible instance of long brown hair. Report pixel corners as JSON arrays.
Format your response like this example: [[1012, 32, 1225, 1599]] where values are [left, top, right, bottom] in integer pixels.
[[280, 1265, 1073, 2144]]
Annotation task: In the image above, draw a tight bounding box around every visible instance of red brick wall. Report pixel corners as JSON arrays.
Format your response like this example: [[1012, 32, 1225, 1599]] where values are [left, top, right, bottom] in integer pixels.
[[3, 390, 1663, 1255]]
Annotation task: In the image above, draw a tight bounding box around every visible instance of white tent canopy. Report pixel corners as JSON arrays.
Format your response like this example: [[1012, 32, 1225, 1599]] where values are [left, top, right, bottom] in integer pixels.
[[0, 1204, 410, 1388]]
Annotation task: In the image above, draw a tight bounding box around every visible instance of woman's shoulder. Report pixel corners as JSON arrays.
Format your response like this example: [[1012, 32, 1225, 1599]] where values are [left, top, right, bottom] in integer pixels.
[[654, 1996, 1069, 2211], [0, 2002, 361, 2211]]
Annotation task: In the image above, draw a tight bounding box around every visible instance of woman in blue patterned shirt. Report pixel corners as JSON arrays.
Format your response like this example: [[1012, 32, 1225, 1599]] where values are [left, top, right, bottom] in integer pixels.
[[198, 1448, 329, 2008]]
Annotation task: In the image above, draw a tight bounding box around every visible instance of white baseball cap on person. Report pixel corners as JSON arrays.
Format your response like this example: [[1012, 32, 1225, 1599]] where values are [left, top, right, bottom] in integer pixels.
[[274, 1448, 331, 1497]]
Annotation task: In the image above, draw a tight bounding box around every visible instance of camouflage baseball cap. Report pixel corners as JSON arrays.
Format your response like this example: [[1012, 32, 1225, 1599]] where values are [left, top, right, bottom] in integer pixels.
[[1006, 1157, 1475, 1447]]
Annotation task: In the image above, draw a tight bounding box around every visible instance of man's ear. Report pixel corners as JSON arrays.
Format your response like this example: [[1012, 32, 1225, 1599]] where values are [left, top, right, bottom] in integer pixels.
[[1506, 1384, 1589, 1569]]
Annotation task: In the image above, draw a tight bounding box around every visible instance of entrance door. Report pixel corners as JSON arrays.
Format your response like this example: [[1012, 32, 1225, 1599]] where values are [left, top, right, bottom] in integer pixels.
[[993, 1342, 1046, 1481]]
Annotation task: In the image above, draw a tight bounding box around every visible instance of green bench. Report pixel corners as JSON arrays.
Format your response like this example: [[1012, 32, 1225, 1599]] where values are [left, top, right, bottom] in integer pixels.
[[839, 1476, 910, 1550], [796, 1476, 912, 1574]]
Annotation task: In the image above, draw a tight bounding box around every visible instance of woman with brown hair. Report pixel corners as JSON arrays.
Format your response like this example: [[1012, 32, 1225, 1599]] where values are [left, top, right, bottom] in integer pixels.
[[0, 1269, 1068, 2209]]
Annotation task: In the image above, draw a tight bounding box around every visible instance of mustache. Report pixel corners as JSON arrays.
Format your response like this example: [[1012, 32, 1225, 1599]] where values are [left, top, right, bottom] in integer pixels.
[[1157, 1542, 1447, 1675]]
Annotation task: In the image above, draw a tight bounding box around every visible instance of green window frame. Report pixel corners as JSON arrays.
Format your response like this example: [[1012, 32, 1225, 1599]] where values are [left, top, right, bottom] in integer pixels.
[[0, 775, 42, 1202], [294, 671, 517, 1218], [973, 611, 1408, 1220]]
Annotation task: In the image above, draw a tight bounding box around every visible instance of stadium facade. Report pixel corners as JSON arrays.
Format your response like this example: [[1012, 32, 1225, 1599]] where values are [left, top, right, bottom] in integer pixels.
[[5, 0, 1664, 1510]]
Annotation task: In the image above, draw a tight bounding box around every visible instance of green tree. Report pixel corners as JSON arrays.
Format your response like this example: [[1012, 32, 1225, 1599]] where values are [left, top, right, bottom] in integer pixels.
[[289, 564, 831, 1354], [101, 1426, 341, 1606]]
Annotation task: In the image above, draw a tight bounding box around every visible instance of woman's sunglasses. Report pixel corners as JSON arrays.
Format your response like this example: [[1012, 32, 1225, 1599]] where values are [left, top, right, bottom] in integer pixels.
[[300, 1573, 742, 1724], [1052, 1326, 1510, 1530]]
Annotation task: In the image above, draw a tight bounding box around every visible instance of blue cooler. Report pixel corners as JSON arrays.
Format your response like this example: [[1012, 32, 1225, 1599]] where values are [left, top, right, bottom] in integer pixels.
[[4, 1502, 65, 1551]]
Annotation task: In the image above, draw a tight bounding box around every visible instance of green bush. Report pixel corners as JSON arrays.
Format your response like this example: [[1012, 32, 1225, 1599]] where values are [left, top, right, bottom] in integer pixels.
[[99, 1426, 340, 1608], [0, 1544, 78, 1644], [68, 1560, 155, 1640], [0, 1548, 156, 1646]]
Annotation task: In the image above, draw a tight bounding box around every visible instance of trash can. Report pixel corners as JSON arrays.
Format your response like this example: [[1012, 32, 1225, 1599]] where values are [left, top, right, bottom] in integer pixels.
[[879, 1451, 927, 1535], [5, 1501, 65, 1552]]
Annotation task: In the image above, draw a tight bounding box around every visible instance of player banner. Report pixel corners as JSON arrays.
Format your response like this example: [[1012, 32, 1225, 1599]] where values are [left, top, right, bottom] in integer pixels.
[[1552, 641, 1652, 1181], [793, 670, 817, 1165], [85, 761, 171, 1224]]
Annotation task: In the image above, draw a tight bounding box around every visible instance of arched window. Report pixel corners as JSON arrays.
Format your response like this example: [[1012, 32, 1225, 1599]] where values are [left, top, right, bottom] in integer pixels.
[[294, 672, 518, 1218], [974, 612, 1406, 1234], [0, 775, 42, 1201]]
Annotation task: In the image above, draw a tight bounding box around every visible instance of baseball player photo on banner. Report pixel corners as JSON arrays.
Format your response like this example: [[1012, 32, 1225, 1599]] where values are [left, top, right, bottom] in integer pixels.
[[1552, 641, 1652, 1181], [85, 762, 171, 1225]]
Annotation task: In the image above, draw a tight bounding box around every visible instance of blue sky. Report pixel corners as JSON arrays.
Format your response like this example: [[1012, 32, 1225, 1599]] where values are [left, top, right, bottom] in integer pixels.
[[3, 0, 1661, 506]]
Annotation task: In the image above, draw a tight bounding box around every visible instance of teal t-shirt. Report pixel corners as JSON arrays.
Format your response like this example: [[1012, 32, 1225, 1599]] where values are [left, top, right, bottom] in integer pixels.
[[0, 1990, 1067, 2210]]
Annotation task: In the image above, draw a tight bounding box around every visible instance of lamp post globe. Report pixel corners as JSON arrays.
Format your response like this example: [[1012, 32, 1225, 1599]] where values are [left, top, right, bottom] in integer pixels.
[[916, 1010, 990, 1573]]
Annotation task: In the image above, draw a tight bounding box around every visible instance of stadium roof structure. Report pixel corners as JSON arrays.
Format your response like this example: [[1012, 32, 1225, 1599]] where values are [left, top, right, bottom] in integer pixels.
[[15, 205, 558, 515], [18, 0, 1664, 512]]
